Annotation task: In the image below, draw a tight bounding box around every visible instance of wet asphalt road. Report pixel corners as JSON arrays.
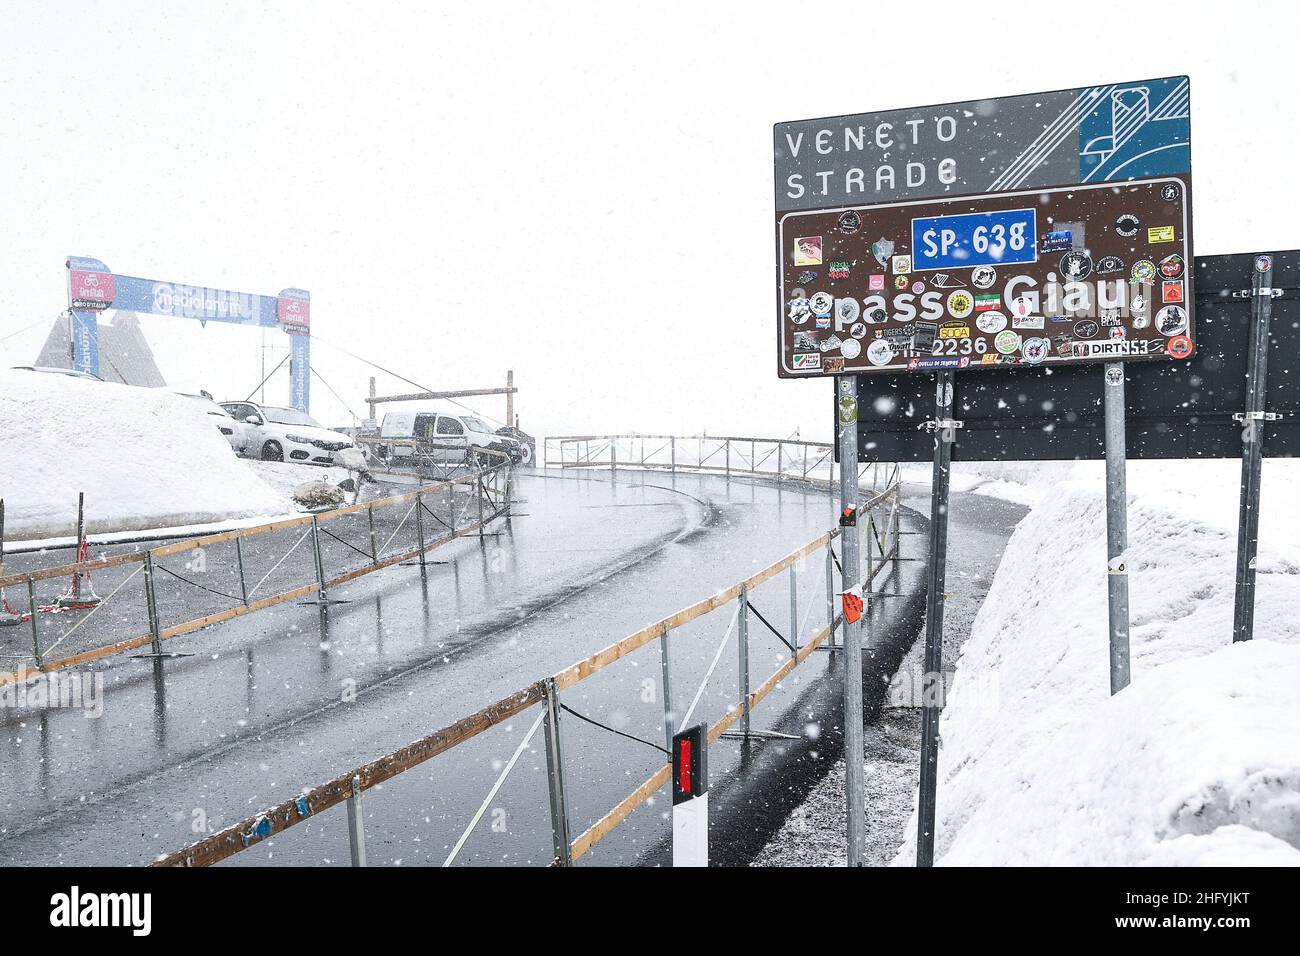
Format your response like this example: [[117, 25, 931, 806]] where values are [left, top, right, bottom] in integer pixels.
[[0, 468, 922, 867]]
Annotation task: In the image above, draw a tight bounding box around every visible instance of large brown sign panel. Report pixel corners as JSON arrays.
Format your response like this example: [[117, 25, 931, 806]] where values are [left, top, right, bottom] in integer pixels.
[[776, 177, 1192, 376], [773, 77, 1194, 378]]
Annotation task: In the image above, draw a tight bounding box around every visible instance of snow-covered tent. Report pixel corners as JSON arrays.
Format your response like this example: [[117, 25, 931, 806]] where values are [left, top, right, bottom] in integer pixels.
[[33, 311, 166, 387]]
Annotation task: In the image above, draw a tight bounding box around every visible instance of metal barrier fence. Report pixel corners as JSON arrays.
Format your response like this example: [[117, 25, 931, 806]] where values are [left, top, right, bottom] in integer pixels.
[[0, 458, 513, 688], [544, 433, 897, 492], [152, 453, 902, 867]]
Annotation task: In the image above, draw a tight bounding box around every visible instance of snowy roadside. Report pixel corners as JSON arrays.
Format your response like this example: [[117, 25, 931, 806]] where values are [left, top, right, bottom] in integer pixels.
[[5, 461, 358, 553], [759, 458, 1300, 866], [243, 459, 352, 500], [0, 369, 287, 541]]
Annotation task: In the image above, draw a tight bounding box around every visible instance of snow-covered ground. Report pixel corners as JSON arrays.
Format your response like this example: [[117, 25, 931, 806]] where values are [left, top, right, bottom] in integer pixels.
[[893, 458, 1300, 866], [900, 460, 1071, 507], [762, 458, 1300, 866], [0, 368, 287, 540], [245, 459, 352, 500]]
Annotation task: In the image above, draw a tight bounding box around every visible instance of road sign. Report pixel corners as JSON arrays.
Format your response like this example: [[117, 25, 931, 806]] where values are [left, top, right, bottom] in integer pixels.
[[775, 77, 1193, 378], [837, 251, 1299, 462]]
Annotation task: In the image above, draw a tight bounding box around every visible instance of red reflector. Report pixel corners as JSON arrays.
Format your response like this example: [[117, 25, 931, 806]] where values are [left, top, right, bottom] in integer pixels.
[[678, 740, 692, 793]]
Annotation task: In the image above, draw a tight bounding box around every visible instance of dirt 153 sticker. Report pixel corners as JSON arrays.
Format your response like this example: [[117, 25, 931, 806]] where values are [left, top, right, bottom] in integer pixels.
[[776, 177, 1193, 377]]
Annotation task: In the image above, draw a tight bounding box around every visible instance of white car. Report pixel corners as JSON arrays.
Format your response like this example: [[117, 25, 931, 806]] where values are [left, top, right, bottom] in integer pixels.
[[220, 400, 356, 465], [166, 390, 252, 454]]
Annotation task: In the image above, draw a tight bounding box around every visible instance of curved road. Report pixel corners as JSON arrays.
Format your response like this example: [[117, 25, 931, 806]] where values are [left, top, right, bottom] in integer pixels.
[[0, 468, 921, 867]]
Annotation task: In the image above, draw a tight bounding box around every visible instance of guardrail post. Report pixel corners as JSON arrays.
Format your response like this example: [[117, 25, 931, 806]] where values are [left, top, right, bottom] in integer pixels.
[[415, 490, 427, 566], [738, 583, 750, 736], [866, 514, 874, 599], [367, 504, 379, 565], [143, 550, 163, 655], [542, 677, 573, 865], [27, 578, 42, 668], [611, 439, 617, 475], [825, 539, 835, 650], [310, 514, 329, 597], [670, 437, 676, 474], [725, 439, 731, 480], [346, 774, 367, 867], [234, 533, 250, 606], [476, 472, 486, 539], [449, 485, 458, 537], [659, 623, 674, 753], [789, 563, 799, 659]]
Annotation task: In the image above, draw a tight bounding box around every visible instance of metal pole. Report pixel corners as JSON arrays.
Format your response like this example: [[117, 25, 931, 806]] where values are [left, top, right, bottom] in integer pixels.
[[837, 375, 865, 866], [788, 563, 798, 659], [725, 439, 731, 480], [866, 513, 874, 597], [1104, 362, 1131, 692], [235, 533, 249, 606], [346, 775, 367, 867], [1234, 254, 1277, 643], [659, 623, 675, 753], [611, 439, 617, 476], [28, 578, 42, 668], [310, 514, 328, 598], [917, 369, 955, 867], [367, 504, 379, 565], [825, 538, 835, 650], [738, 583, 750, 736], [542, 677, 573, 865], [143, 550, 163, 656], [415, 490, 427, 566], [72, 491, 85, 599], [892, 488, 901, 562], [670, 437, 676, 474], [476, 473, 485, 539]]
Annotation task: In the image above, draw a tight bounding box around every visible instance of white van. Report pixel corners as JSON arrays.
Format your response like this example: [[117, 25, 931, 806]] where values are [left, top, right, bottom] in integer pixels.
[[376, 408, 520, 466]]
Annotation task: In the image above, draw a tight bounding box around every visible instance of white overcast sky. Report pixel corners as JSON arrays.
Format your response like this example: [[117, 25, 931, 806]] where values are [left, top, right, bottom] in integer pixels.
[[2, 0, 1296, 439]]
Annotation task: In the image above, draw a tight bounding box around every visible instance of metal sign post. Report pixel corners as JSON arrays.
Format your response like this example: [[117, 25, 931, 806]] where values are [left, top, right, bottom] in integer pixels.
[[836, 376, 865, 866], [1233, 254, 1279, 642], [916, 369, 956, 868], [671, 723, 709, 867], [1103, 364, 1131, 692]]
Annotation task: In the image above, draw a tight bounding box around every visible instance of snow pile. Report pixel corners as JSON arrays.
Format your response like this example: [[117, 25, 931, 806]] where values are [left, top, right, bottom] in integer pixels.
[[900, 460, 1072, 507], [0, 369, 287, 540], [894, 460, 1300, 865]]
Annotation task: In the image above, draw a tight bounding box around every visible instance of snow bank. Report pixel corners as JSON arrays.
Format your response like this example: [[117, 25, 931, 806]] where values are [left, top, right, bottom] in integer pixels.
[[894, 460, 1300, 866], [900, 460, 1074, 507], [0, 369, 287, 540]]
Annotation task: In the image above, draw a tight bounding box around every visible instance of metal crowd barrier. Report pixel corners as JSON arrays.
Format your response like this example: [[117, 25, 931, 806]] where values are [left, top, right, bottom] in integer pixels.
[[0, 454, 514, 688], [152, 456, 902, 868]]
